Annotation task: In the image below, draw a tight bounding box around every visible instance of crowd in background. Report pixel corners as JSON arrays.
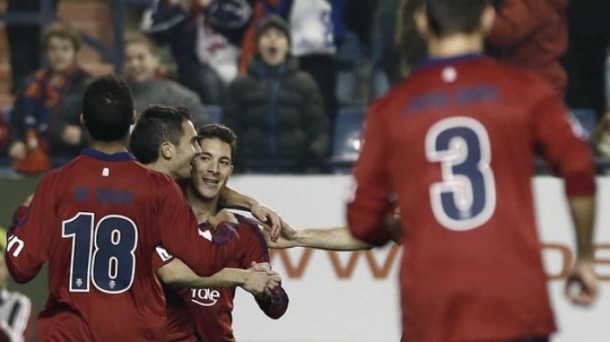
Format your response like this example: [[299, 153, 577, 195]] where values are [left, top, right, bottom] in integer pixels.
[[0, 0, 610, 175]]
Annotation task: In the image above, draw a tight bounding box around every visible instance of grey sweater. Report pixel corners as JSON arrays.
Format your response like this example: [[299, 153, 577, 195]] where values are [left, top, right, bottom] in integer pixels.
[[130, 78, 209, 128]]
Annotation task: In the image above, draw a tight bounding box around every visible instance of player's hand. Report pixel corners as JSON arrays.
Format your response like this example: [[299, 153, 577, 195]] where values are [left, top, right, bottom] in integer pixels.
[[241, 269, 272, 296], [243, 262, 279, 296], [62, 125, 82, 145], [208, 209, 238, 231], [565, 260, 598, 306], [385, 206, 402, 243], [260, 218, 299, 248], [249, 261, 281, 296], [251, 204, 281, 242], [8, 141, 27, 161]]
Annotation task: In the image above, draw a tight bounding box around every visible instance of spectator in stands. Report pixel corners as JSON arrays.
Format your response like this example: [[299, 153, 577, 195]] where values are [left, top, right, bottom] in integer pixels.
[[0, 227, 32, 341], [223, 16, 329, 173], [486, 0, 569, 94], [7, 22, 90, 174], [142, 0, 254, 104], [5, 0, 60, 93], [263, 0, 345, 135], [124, 34, 209, 128]]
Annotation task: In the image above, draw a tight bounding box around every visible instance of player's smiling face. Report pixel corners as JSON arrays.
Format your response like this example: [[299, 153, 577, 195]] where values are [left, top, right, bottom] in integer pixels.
[[172, 120, 201, 179], [190, 138, 234, 200]]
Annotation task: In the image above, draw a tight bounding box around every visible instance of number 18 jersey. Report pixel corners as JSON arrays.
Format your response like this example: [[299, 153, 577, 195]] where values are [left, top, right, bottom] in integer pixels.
[[348, 55, 596, 342], [6, 149, 238, 341]]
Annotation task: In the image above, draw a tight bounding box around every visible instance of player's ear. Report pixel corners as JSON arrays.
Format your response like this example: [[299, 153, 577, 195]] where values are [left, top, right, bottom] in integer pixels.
[[480, 4, 495, 37], [79, 113, 85, 126], [131, 110, 137, 125], [160, 141, 174, 159], [414, 7, 429, 38]]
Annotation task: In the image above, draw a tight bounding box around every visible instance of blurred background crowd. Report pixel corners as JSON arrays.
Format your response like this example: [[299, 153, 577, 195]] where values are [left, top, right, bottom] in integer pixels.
[[0, 0, 609, 175]]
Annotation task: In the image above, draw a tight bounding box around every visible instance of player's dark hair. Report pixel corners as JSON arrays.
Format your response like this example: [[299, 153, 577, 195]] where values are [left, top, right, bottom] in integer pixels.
[[196, 124, 237, 161], [423, 0, 488, 36], [82, 75, 134, 142], [130, 105, 191, 164]]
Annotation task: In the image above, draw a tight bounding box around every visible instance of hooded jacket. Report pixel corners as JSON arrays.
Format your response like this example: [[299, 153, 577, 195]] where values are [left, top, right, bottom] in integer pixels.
[[223, 56, 329, 172]]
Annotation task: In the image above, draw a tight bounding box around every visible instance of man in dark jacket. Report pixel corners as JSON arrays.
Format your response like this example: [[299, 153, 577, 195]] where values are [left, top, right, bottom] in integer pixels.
[[223, 16, 329, 173]]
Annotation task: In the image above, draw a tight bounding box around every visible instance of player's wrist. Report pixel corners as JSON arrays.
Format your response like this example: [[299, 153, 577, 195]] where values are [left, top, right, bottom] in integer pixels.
[[234, 269, 250, 288], [294, 230, 309, 247]]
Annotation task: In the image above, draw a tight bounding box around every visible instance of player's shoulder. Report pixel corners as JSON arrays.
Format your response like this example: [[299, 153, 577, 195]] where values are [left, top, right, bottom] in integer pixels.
[[235, 214, 261, 231], [235, 214, 267, 242], [366, 78, 413, 120]]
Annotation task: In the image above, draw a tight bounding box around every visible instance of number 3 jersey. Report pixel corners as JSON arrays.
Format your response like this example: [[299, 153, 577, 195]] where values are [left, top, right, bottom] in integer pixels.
[[347, 55, 596, 342], [5, 149, 240, 341]]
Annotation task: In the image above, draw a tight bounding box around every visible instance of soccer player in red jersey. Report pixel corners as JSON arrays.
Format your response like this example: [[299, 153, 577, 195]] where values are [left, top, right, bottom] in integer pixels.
[[150, 124, 288, 341], [128, 108, 283, 341], [347, 1, 598, 342], [4, 76, 247, 341]]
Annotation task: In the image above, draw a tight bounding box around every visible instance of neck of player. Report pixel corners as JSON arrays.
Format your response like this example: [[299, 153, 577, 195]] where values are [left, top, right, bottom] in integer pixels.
[[89, 138, 129, 155], [427, 33, 484, 59], [186, 185, 220, 224]]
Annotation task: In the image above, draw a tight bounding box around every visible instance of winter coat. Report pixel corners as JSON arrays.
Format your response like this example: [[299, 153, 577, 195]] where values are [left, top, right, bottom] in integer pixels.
[[130, 78, 209, 128], [9, 66, 90, 160], [223, 56, 329, 172]]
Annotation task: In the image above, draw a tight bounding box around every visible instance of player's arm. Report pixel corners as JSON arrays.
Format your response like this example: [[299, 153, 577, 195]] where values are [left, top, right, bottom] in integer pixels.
[[157, 179, 241, 277], [219, 186, 281, 240], [565, 196, 598, 305], [6, 178, 55, 283], [533, 84, 598, 305], [347, 104, 395, 246], [238, 220, 288, 319], [157, 259, 274, 295], [265, 218, 373, 251]]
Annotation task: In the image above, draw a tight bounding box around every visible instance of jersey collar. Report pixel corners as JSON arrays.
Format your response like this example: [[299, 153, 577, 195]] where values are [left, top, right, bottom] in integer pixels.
[[81, 148, 136, 162], [417, 53, 484, 69]]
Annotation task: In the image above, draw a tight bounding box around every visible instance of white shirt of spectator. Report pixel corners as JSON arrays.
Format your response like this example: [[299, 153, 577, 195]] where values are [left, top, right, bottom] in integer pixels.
[[289, 0, 336, 56], [196, 16, 240, 85]]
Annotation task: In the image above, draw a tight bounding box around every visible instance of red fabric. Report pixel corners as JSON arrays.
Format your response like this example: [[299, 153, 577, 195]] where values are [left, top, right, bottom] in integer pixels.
[[348, 55, 595, 342], [164, 218, 288, 342], [487, 0, 568, 93], [0, 111, 8, 153], [239, 3, 266, 73], [5, 151, 241, 341]]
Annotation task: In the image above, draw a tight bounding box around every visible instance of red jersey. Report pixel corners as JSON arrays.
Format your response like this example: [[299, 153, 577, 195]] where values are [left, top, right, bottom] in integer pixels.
[[160, 216, 288, 342], [347, 55, 595, 342], [5, 149, 240, 341]]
